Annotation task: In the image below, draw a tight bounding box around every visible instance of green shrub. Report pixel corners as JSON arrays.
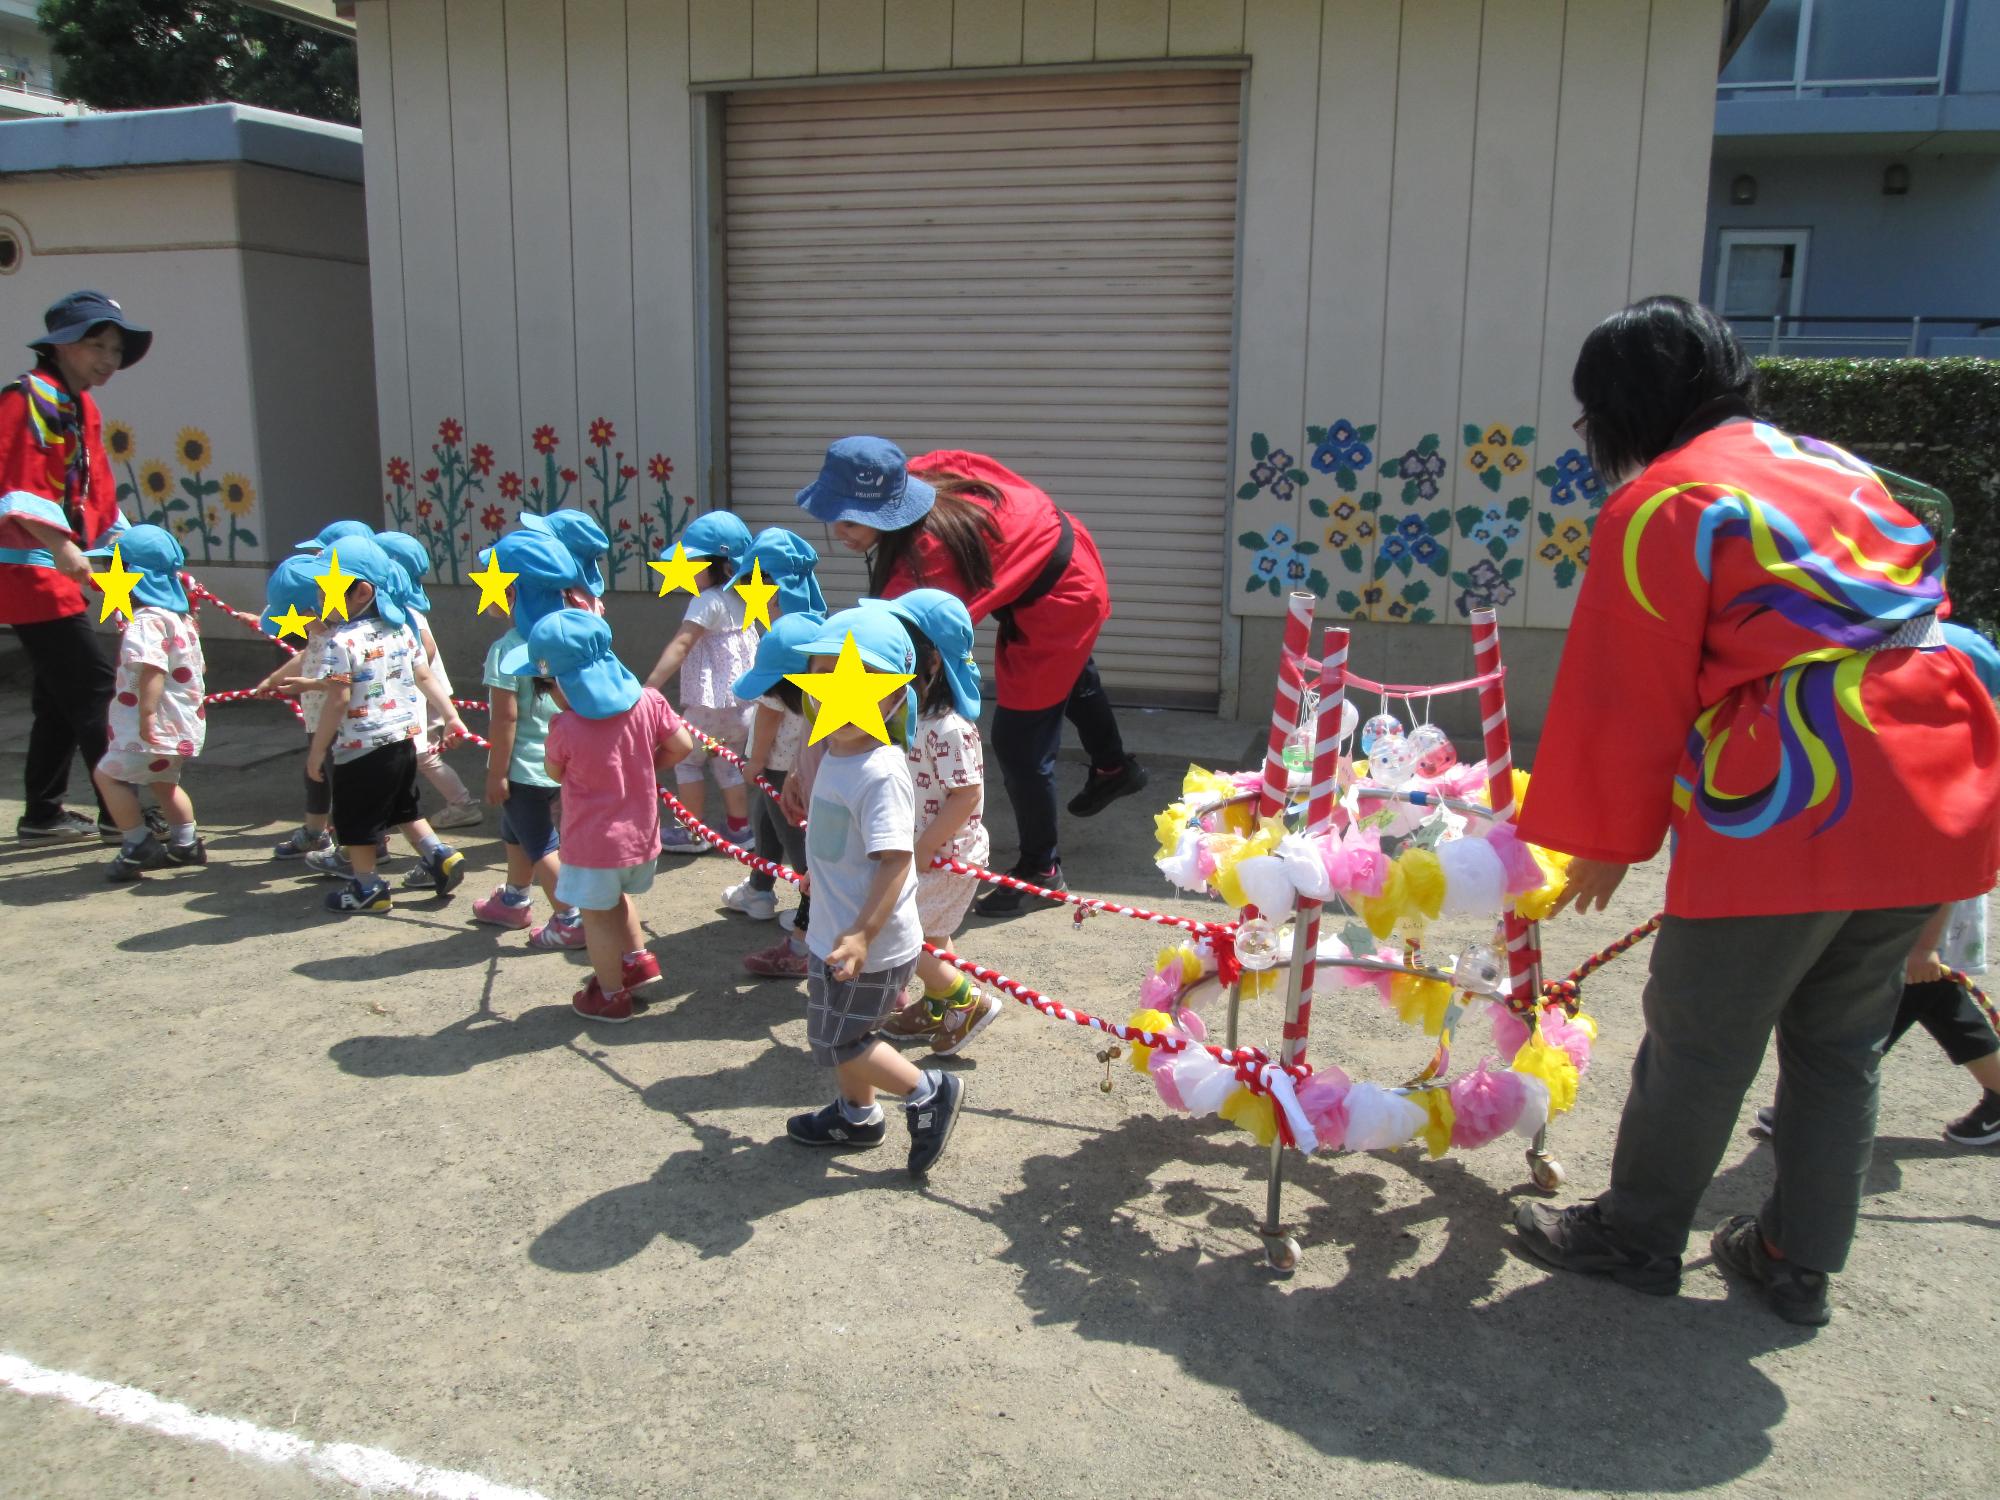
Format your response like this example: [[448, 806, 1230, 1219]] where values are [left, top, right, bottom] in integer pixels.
[[1757, 357, 2000, 634]]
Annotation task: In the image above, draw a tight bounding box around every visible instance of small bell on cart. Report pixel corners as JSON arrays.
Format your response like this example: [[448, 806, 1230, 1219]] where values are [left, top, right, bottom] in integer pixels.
[[1096, 1042, 1123, 1092]]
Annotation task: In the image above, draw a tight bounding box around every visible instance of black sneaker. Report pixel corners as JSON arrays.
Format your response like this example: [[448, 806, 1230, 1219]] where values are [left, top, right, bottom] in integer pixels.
[[325, 876, 393, 914], [786, 1100, 886, 1150], [106, 834, 170, 883], [143, 806, 170, 840], [19, 810, 96, 842], [1944, 1089, 2000, 1148], [1067, 756, 1150, 817], [905, 1068, 964, 1178], [1710, 1214, 1831, 1326], [973, 864, 1066, 918], [164, 838, 207, 868], [1513, 1200, 1682, 1296], [417, 846, 466, 896]]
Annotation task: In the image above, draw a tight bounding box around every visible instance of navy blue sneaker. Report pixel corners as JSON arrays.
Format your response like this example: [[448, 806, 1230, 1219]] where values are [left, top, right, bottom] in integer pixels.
[[786, 1100, 886, 1150], [905, 1069, 964, 1178], [106, 834, 169, 883], [325, 876, 393, 914], [414, 845, 465, 896]]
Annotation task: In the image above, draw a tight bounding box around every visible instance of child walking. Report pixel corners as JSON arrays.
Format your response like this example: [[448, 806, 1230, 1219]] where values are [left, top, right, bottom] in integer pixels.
[[257, 554, 348, 862], [643, 511, 758, 854], [88, 525, 208, 881], [874, 590, 1003, 1054], [785, 608, 964, 1177], [301, 537, 470, 914], [510, 611, 693, 1023], [728, 612, 820, 971], [375, 530, 481, 831], [472, 597, 583, 947]]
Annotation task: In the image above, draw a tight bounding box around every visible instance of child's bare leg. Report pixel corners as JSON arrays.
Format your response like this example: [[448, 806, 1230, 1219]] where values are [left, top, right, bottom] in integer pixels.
[[720, 782, 749, 825], [833, 1038, 922, 1112], [304, 811, 330, 834], [152, 783, 194, 826], [675, 775, 708, 822], [580, 898, 632, 991], [504, 840, 533, 888], [92, 770, 142, 832], [1969, 1053, 2000, 1094], [915, 945, 960, 996], [349, 838, 380, 879], [533, 852, 564, 909]]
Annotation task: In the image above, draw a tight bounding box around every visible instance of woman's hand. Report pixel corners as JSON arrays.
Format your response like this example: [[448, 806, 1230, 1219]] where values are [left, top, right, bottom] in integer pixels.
[[780, 776, 807, 826], [1907, 949, 1949, 985], [53, 537, 92, 587], [1548, 858, 1628, 918]]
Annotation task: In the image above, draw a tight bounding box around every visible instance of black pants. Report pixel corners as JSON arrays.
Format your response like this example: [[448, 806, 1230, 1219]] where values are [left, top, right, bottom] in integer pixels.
[[1889, 976, 2000, 1066], [988, 656, 1126, 875], [12, 612, 115, 824], [749, 766, 810, 929]]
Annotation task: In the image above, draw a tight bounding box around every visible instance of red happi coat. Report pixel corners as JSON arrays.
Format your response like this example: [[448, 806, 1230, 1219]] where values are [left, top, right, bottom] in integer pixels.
[[0, 376, 123, 626], [1519, 420, 2000, 918]]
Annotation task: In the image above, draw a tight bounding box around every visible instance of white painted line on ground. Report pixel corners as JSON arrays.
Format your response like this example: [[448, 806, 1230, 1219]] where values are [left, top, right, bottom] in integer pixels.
[[0, 1351, 555, 1500]]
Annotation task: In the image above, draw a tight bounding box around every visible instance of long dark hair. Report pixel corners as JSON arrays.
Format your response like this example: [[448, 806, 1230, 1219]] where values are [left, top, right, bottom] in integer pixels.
[[899, 620, 955, 718], [1572, 296, 1758, 485], [864, 474, 1001, 597]]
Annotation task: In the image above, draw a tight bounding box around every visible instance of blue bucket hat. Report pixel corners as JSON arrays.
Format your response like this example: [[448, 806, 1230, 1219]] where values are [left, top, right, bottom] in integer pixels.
[[794, 436, 935, 532], [30, 290, 152, 368], [870, 588, 980, 719], [519, 508, 611, 597], [321, 535, 408, 627], [295, 519, 376, 553], [84, 522, 186, 612], [803, 605, 918, 678], [678, 511, 753, 571], [731, 527, 827, 617], [259, 553, 324, 637], [484, 529, 586, 631], [500, 611, 641, 720], [733, 610, 827, 701], [373, 530, 434, 613]]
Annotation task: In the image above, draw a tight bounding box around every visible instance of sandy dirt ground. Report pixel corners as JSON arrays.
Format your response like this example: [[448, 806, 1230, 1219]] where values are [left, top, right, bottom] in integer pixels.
[[1, 690, 1996, 1500]]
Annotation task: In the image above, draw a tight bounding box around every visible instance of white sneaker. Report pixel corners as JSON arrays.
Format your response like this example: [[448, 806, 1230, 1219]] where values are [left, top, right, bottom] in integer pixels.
[[430, 798, 484, 830], [720, 879, 778, 921]]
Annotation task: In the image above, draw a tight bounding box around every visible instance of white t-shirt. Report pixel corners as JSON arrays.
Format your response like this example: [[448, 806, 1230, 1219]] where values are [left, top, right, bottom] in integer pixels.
[[110, 606, 206, 759], [406, 608, 454, 741], [322, 615, 425, 765], [297, 631, 340, 736], [907, 709, 990, 868], [680, 585, 761, 710], [757, 694, 806, 775], [804, 741, 922, 971]]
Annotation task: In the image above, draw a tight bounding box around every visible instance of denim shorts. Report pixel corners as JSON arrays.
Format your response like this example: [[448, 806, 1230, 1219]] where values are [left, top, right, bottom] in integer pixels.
[[499, 781, 560, 860], [554, 859, 656, 911]]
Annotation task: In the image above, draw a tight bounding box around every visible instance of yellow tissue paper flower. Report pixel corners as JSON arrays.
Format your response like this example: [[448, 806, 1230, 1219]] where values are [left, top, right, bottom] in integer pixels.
[[1357, 859, 1410, 939], [1512, 1035, 1580, 1115], [1571, 1010, 1598, 1041], [1242, 967, 1280, 1000], [1209, 821, 1282, 908], [1154, 803, 1191, 862], [1391, 972, 1453, 1035], [1400, 848, 1447, 921], [1416, 1088, 1456, 1159], [1127, 1008, 1174, 1073], [1514, 841, 1573, 921], [1219, 1086, 1279, 1146]]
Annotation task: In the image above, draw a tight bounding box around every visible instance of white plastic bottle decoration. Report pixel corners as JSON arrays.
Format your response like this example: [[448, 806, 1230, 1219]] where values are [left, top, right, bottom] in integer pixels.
[[1409, 722, 1458, 778], [1367, 733, 1420, 787], [1360, 712, 1404, 758], [1453, 943, 1505, 996], [1234, 916, 1281, 971]]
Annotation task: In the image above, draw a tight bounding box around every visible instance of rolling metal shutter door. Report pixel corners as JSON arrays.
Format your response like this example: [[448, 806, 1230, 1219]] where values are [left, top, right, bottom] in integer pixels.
[[722, 70, 1241, 706]]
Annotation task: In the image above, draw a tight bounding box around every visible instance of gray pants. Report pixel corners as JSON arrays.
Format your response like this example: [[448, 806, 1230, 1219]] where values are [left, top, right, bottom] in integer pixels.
[[1602, 904, 1934, 1273]]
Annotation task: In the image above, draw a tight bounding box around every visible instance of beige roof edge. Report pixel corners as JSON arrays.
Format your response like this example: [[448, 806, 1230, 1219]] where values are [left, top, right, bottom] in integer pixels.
[[236, 0, 355, 37]]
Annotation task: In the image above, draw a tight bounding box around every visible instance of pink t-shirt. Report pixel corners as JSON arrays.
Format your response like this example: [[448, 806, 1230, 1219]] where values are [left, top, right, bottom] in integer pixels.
[[544, 687, 685, 868]]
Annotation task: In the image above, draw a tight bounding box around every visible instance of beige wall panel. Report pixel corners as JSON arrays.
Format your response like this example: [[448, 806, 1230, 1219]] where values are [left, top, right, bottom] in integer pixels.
[[1299, 0, 1399, 618], [1168, 0, 1242, 54], [754, 0, 820, 76], [1022, 0, 1096, 62], [1524, 0, 1650, 629], [1095, 0, 1169, 58], [1628, 0, 1719, 300], [505, 0, 581, 523], [6, 165, 237, 250], [354, 0, 412, 472], [954, 0, 1024, 67], [690, 0, 753, 80], [883, 0, 952, 68], [818, 0, 886, 72], [232, 169, 369, 263]]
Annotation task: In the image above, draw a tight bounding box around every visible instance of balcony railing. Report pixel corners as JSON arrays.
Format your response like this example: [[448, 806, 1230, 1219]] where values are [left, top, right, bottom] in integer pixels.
[[1719, 0, 1958, 98], [1727, 314, 2000, 359]]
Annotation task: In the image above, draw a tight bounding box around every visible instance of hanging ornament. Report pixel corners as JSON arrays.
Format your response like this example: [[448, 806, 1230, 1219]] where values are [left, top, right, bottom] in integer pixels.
[[1360, 712, 1405, 758], [1453, 943, 1505, 996], [1409, 722, 1458, 778], [1368, 733, 1420, 787], [1234, 916, 1281, 971]]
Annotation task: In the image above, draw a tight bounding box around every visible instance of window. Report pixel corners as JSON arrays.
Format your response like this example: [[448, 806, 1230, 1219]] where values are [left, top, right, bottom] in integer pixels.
[[1716, 230, 1809, 323], [1720, 0, 1954, 92]]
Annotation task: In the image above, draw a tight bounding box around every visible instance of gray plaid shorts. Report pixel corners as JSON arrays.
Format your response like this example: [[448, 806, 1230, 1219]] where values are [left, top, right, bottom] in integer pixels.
[[805, 954, 919, 1066]]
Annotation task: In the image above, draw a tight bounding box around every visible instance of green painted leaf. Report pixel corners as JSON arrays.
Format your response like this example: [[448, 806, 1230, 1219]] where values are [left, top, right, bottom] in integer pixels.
[[1307, 569, 1329, 597], [199, 479, 221, 497], [1243, 576, 1263, 594], [1502, 558, 1525, 581], [1236, 482, 1262, 500], [1404, 580, 1431, 604], [1422, 508, 1450, 533], [1340, 545, 1364, 573], [1401, 481, 1420, 505], [1450, 571, 1471, 588], [1336, 590, 1361, 613], [1506, 494, 1532, 521], [1356, 424, 1377, 442], [1308, 497, 1330, 518], [165, 498, 188, 513], [1487, 538, 1508, 562], [1455, 506, 1483, 535], [1360, 491, 1381, 512], [1336, 468, 1357, 492], [1285, 469, 1309, 487], [1512, 424, 1537, 446], [1536, 465, 1561, 486], [179, 477, 202, 500], [1395, 553, 1413, 577], [1412, 608, 1436, 624], [1418, 432, 1440, 456], [1462, 423, 1484, 448], [1267, 577, 1283, 596], [237, 528, 259, 546], [1480, 468, 1502, 494], [1250, 431, 1269, 461], [1306, 425, 1328, 444], [1427, 551, 1450, 576], [1537, 511, 1556, 537], [1554, 558, 1577, 589], [1237, 530, 1268, 550], [1294, 540, 1320, 556]]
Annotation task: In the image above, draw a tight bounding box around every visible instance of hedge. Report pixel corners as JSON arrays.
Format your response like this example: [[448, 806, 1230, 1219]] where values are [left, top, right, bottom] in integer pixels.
[[1757, 357, 2000, 634]]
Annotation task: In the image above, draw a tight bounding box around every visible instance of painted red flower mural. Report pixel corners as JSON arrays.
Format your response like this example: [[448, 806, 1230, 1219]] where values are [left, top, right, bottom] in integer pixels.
[[497, 471, 523, 500], [470, 443, 494, 477], [532, 425, 559, 456], [437, 418, 463, 446]]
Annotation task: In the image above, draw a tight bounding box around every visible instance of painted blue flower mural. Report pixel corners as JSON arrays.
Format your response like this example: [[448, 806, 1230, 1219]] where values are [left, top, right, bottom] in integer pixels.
[[1373, 509, 1450, 578], [1537, 447, 1604, 508], [1237, 522, 1327, 599], [1385, 435, 1448, 503], [1237, 432, 1309, 503], [1453, 494, 1533, 561], [1451, 555, 1525, 617], [1308, 420, 1377, 491]]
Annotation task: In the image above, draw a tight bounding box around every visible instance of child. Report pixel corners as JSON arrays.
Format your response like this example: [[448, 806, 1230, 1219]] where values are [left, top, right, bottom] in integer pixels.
[[257, 554, 346, 861], [483, 528, 588, 633], [729, 526, 828, 618], [375, 529, 481, 832], [728, 612, 821, 969], [874, 590, 1003, 1055], [785, 607, 964, 1177], [507, 611, 693, 1023], [300, 537, 471, 913], [520, 508, 611, 609], [86, 524, 207, 881], [642, 511, 757, 854], [474, 595, 583, 948]]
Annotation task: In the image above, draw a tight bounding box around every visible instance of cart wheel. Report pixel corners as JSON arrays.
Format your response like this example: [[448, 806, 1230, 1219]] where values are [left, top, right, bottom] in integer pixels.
[[1263, 1235, 1301, 1274], [1527, 1152, 1566, 1192]]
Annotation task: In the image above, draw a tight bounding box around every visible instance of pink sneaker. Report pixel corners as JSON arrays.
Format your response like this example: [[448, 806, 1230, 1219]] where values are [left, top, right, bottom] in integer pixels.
[[621, 948, 663, 995], [742, 936, 809, 979], [472, 887, 534, 929], [528, 913, 587, 950], [572, 977, 633, 1024]]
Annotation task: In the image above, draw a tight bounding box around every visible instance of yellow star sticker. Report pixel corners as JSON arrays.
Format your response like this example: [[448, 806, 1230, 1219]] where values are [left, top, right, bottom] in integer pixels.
[[648, 542, 707, 599], [315, 546, 359, 621], [92, 543, 145, 622], [467, 549, 519, 616], [269, 603, 314, 642], [785, 633, 914, 747], [734, 557, 779, 630]]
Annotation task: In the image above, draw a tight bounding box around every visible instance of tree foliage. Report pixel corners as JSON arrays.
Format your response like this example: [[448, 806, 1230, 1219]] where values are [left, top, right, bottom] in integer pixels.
[[37, 0, 358, 125]]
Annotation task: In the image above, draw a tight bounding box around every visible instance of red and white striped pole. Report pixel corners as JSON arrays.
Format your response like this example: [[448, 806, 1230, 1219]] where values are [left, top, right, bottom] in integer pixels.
[[1469, 608, 1541, 1008], [1257, 592, 1316, 822]]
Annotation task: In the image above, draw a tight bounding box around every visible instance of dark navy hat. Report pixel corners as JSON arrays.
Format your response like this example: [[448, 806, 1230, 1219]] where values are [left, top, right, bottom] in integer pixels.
[[30, 290, 152, 368], [794, 436, 935, 531]]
